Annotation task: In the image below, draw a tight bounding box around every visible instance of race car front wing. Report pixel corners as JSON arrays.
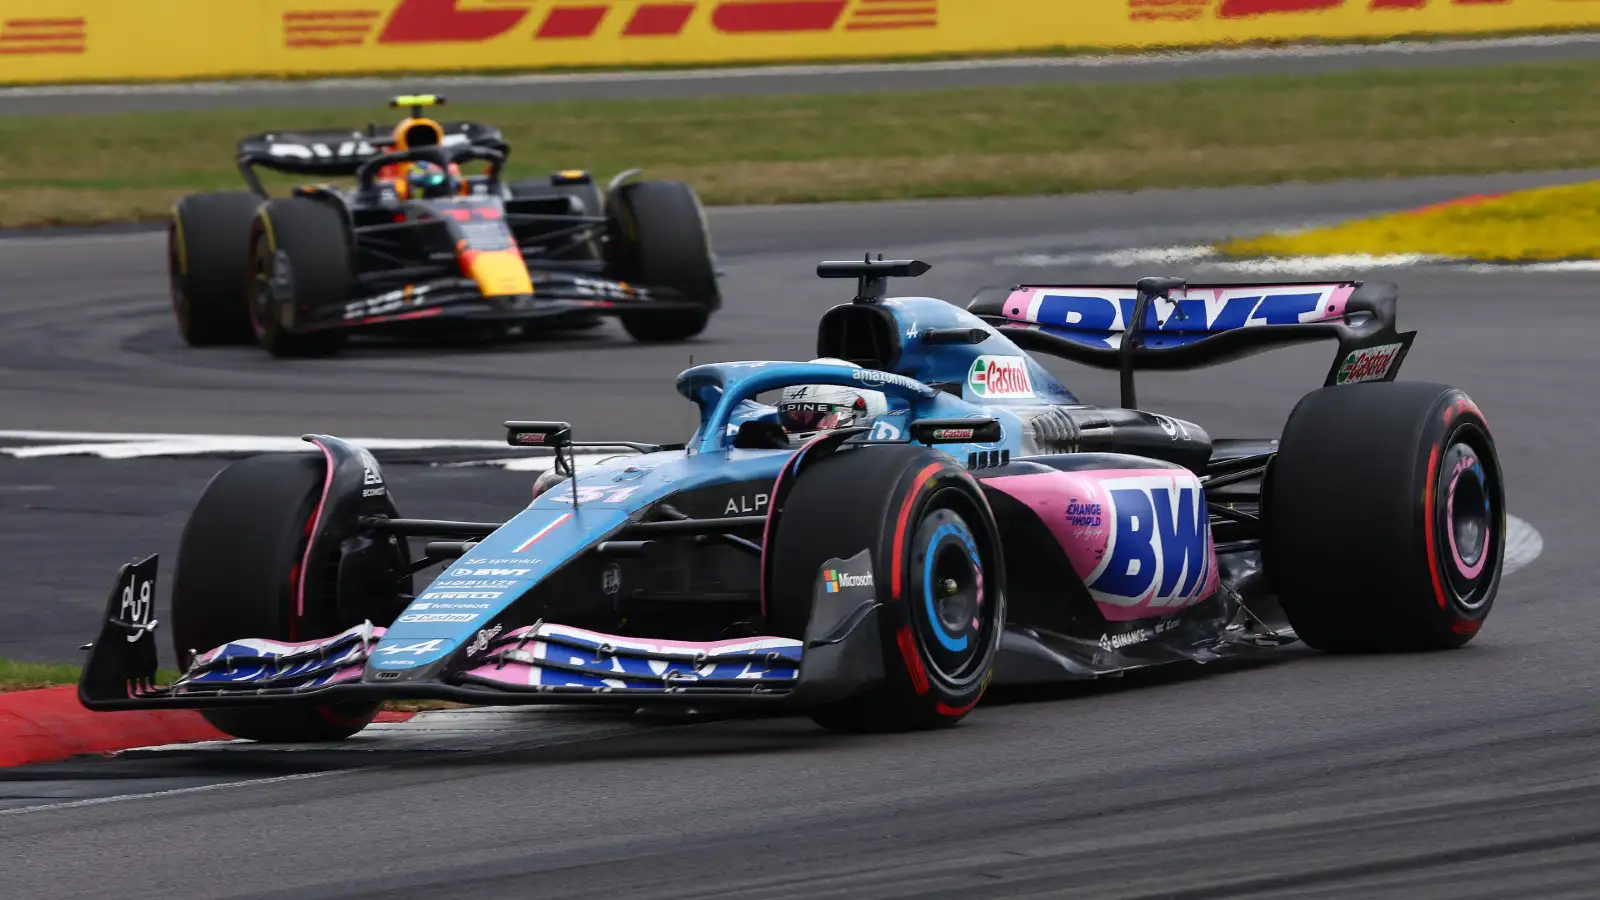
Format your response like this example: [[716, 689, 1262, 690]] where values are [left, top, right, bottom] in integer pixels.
[[78, 554, 885, 713], [327, 269, 704, 331]]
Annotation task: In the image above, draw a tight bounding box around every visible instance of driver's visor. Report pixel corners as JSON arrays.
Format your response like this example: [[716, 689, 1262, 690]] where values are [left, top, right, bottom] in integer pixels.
[[779, 401, 861, 433]]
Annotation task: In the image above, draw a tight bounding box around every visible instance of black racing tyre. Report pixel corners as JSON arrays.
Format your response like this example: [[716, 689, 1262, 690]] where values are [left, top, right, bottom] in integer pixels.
[[507, 176, 604, 262], [171, 454, 387, 742], [768, 444, 1005, 732], [1264, 382, 1504, 653], [605, 180, 719, 343], [168, 191, 261, 346], [246, 198, 351, 358]]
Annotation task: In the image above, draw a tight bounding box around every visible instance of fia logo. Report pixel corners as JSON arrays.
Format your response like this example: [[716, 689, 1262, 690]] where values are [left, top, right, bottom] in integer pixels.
[[601, 563, 622, 596], [1084, 474, 1213, 610]]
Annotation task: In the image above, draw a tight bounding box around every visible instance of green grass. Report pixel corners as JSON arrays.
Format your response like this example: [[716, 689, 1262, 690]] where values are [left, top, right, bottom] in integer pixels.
[[0, 658, 179, 692], [6, 58, 1600, 227]]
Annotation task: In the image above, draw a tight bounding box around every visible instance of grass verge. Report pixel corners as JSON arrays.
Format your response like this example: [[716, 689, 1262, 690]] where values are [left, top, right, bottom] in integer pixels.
[[1219, 180, 1600, 261], [5, 59, 1600, 227], [0, 658, 462, 712], [0, 658, 151, 692]]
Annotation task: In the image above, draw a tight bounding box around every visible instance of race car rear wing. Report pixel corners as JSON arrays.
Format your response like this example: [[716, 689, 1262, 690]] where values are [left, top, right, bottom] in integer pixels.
[[968, 278, 1414, 409], [235, 122, 509, 193]]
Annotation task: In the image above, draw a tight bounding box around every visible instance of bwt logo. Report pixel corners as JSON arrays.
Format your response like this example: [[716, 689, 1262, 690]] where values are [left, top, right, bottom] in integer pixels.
[[1084, 475, 1213, 609], [284, 0, 936, 48], [1028, 291, 1333, 336]]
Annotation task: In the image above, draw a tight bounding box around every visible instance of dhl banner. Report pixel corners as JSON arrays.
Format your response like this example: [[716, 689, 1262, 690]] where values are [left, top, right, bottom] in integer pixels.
[[3, 0, 1600, 85]]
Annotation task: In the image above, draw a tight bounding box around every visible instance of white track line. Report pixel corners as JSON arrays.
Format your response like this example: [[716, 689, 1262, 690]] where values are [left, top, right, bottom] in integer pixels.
[[0, 770, 346, 817], [0, 430, 639, 469], [998, 247, 1600, 273], [0, 429, 528, 460], [1202, 253, 1451, 274], [997, 247, 1449, 271], [4, 33, 1598, 98], [1, 712, 690, 816], [1462, 260, 1600, 273], [1505, 515, 1543, 577]]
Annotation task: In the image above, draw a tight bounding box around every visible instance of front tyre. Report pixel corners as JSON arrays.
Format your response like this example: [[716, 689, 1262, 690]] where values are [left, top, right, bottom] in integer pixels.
[[767, 445, 1004, 732], [171, 454, 387, 741], [1265, 382, 1504, 652], [247, 198, 351, 359], [604, 180, 719, 343]]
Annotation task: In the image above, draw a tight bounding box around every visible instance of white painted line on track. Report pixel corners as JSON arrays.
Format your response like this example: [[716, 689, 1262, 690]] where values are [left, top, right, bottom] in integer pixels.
[[0, 429, 508, 454], [0, 429, 639, 468], [5, 33, 1598, 98], [998, 246, 1600, 274], [999, 246, 1219, 268], [1462, 260, 1600, 273], [0, 709, 692, 816], [0, 770, 347, 817], [1202, 253, 1451, 274], [1505, 515, 1543, 577], [997, 246, 1450, 272]]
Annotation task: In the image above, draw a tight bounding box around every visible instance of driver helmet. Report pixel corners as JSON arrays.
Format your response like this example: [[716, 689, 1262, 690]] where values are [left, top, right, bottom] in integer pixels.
[[406, 161, 454, 199], [777, 358, 889, 436]]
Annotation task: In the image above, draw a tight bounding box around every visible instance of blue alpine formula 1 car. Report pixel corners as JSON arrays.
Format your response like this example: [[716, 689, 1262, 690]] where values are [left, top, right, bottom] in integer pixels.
[[79, 257, 1505, 739]]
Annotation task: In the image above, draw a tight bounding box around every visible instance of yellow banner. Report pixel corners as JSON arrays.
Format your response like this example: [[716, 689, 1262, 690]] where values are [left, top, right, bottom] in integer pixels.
[[3, 0, 1600, 86]]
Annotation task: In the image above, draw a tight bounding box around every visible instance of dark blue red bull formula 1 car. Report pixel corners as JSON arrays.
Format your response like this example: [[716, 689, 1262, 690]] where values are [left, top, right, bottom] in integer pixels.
[[168, 95, 718, 358], [80, 258, 1504, 739]]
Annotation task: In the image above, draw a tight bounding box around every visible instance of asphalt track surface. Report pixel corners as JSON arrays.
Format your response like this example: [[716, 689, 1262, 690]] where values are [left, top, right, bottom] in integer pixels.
[[3, 33, 1600, 116], [0, 170, 1594, 898]]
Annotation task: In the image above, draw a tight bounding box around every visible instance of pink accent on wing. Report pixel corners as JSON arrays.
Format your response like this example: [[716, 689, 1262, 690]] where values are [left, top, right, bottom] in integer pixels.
[[513, 512, 571, 553], [461, 660, 537, 688], [192, 623, 385, 666], [1446, 455, 1489, 580], [983, 468, 1218, 622], [496, 622, 801, 655], [1318, 284, 1356, 322], [297, 439, 339, 630]]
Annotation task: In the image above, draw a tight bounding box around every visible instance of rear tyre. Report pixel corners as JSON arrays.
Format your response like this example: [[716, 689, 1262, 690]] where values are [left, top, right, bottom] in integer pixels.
[[169, 192, 261, 346], [1265, 382, 1504, 652], [247, 198, 351, 358], [768, 445, 1004, 732], [171, 454, 391, 742], [605, 180, 719, 343]]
